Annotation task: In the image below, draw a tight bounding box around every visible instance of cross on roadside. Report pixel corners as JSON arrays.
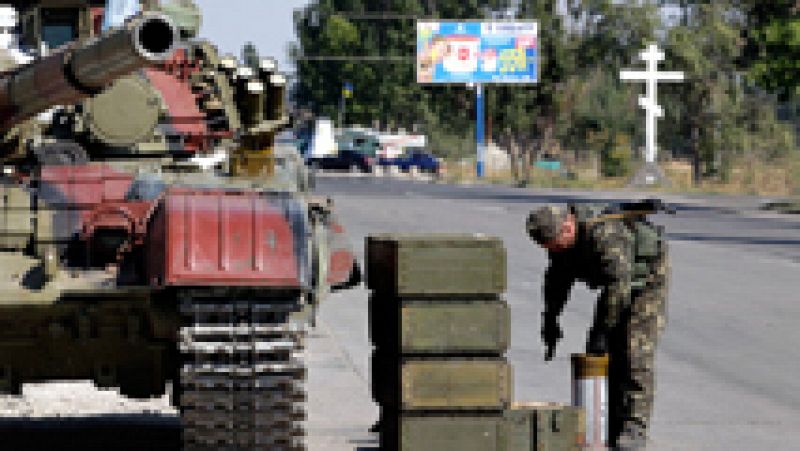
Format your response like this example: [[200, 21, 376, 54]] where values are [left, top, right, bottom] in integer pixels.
[[620, 44, 684, 166]]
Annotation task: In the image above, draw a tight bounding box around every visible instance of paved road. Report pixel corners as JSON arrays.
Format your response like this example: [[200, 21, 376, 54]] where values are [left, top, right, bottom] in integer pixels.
[[0, 176, 797, 450], [307, 176, 800, 451]]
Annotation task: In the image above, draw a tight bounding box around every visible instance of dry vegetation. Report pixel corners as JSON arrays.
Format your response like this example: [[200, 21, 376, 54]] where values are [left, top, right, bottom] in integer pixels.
[[442, 155, 800, 199]]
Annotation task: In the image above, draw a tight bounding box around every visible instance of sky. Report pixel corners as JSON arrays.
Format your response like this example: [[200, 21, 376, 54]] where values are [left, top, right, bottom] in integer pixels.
[[194, 0, 312, 74]]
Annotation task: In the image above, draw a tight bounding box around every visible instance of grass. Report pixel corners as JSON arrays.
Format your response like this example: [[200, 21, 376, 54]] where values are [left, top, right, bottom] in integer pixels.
[[441, 157, 800, 200]]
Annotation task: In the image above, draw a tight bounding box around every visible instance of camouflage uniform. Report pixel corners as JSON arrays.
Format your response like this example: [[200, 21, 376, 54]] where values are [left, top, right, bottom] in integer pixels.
[[527, 204, 669, 448]]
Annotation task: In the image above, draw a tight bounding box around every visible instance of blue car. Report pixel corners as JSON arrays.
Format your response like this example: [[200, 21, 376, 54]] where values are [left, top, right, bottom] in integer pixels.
[[379, 148, 440, 174]]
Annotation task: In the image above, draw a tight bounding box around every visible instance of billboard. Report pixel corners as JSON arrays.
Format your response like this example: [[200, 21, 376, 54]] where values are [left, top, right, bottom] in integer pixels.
[[417, 21, 538, 84]]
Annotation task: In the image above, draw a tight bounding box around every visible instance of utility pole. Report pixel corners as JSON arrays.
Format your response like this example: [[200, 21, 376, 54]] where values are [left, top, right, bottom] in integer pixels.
[[339, 81, 353, 128], [476, 83, 485, 178]]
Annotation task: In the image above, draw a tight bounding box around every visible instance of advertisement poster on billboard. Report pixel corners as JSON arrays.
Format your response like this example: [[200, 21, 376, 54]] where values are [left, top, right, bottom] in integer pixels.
[[417, 21, 538, 84]]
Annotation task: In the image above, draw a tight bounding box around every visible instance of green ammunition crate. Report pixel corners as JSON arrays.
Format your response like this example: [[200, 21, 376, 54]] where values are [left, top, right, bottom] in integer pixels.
[[371, 355, 512, 411], [401, 301, 510, 354], [380, 405, 585, 451], [394, 413, 508, 451], [508, 402, 586, 451], [366, 234, 507, 296], [369, 297, 510, 354], [401, 358, 512, 410]]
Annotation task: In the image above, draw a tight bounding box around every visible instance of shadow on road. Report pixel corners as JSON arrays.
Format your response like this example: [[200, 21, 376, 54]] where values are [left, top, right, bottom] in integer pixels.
[[0, 415, 180, 451], [316, 178, 757, 215]]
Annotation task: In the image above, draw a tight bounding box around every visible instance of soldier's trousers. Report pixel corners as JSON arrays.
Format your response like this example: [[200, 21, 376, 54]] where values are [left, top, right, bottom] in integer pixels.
[[589, 281, 668, 445]]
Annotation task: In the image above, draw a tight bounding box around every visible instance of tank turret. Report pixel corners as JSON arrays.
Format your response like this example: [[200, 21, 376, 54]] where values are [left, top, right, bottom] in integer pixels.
[[0, 12, 178, 130]]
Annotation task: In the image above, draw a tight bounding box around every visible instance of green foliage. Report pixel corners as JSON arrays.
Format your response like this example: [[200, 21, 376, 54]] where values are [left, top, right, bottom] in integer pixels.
[[498, 0, 658, 159], [600, 133, 633, 177], [747, 18, 800, 100], [559, 69, 640, 157], [740, 1, 799, 100], [241, 42, 260, 70], [663, 2, 745, 179], [292, 0, 484, 142], [568, 0, 660, 74], [321, 15, 360, 51], [292, 0, 798, 186], [790, 153, 800, 195], [660, 1, 798, 182]]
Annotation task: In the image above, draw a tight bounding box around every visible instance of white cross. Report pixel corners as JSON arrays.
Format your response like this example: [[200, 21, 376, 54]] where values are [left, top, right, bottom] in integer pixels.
[[620, 44, 684, 165]]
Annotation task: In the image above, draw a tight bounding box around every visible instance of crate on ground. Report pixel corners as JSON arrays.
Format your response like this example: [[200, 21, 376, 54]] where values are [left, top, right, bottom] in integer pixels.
[[385, 412, 507, 451], [508, 401, 586, 451], [383, 406, 583, 451], [366, 234, 506, 297]]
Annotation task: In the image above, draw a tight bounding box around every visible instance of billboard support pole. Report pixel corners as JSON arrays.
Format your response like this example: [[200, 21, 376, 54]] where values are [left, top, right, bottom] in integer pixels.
[[338, 93, 345, 128], [476, 83, 485, 178]]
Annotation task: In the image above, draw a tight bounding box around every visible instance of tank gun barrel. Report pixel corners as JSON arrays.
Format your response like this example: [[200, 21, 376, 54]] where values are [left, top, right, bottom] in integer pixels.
[[0, 12, 180, 130]]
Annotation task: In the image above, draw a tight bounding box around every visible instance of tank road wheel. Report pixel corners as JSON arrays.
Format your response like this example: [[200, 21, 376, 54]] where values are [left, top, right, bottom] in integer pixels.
[[179, 294, 308, 450]]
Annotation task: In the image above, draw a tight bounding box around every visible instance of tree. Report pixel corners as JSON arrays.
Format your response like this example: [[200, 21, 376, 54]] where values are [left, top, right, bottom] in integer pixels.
[[292, 0, 491, 157], [664, 1, 744, 183], [557, 0, 659, 174], [241, 42, 260, 70], [292, 0, 797, 187], [661, 0, 797, 183], [741, 1, 799, 100], [486, 1, 572, 183], [491, 0, 659, 182]]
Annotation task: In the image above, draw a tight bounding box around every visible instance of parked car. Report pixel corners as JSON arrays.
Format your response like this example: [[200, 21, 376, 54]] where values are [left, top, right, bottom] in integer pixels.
[[378, 148, 440, 174], [307, 150, 374, 173]]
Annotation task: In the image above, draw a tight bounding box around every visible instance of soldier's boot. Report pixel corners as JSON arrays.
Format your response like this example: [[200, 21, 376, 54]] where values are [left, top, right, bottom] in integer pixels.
[[615, 370, 654, 450]]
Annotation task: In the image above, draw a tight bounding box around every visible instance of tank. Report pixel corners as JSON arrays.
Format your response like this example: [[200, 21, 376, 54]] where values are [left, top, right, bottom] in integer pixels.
[[0, 2, 360, 450]]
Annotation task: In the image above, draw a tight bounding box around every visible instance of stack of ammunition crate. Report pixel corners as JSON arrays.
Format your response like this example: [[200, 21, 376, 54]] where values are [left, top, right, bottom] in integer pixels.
[[366, 234, 511, 451], [366, 234, 586, 451]]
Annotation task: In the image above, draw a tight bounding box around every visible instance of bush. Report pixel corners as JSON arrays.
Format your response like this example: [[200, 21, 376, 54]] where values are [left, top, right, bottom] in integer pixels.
[[427, 129, 475, 160], [790, 152, 800, 195], [601, 134, 633, 177]]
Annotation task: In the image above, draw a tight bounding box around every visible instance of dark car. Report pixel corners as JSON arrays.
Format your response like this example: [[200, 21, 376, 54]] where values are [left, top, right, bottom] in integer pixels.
[[378, 148, 440, 174], [308, 150, 374, 173]]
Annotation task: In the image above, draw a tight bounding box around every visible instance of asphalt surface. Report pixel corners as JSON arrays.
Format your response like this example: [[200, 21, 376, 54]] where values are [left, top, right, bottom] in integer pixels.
[[306, 176, 800, 451], [0, 175, 797, 450]]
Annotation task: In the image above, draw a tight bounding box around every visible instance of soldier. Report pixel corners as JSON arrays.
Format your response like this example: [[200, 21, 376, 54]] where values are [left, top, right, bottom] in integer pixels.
[[526, 202, 669, 450]]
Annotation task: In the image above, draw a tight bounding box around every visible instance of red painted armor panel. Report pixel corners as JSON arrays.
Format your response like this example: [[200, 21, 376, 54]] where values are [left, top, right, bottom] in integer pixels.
[[148, 188, 306, 287]]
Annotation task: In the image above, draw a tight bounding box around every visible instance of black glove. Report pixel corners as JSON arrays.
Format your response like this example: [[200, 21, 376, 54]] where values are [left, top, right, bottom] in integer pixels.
[[541, 314, 563, 361], [586, 329, 609, 355]]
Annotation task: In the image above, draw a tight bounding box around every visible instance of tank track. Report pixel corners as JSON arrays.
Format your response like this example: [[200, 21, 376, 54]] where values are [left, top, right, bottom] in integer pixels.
[[179, 295, 307, 450]]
